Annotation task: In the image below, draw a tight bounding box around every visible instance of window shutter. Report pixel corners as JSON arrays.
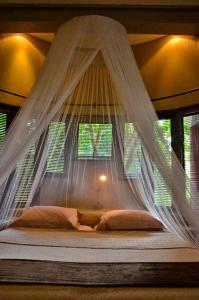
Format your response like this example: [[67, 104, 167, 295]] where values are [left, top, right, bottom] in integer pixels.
[[124, 123, 142, 177], [183, 114, 199, 207], [15, 144, 35, 203], [0, 113, 7, 143], [154, 119, 172, 206], [78, 123, 112, 159], [46, 121, 66, 173]]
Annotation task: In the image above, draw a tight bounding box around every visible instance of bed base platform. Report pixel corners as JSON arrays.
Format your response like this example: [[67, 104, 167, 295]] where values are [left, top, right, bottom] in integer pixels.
[[1, 260, 199, 286], [1, 228, 199, 287]]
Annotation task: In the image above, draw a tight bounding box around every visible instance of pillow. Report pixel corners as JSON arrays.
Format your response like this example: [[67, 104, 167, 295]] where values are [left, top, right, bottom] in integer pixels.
[[95, 210, 163, 231], [10, 206, 80, 229], [79, 211, 104, 228]]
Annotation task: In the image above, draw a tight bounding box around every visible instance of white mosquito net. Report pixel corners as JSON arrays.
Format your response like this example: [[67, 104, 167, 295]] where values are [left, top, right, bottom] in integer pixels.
[[0, 15, 199, 245]]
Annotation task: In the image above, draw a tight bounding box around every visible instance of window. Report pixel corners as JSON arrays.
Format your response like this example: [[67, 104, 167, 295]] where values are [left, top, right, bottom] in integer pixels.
[[0, 111, 34, 203], [124, 120, 172, 206], [0, 105, 197, 206], [183, 113, 199, 205], [77, 123, 113, 159], [124, 123, 142, 177], [15, 144, 35, 202], [0, 113, 7, 143], [183, 115, 191, 200], [154, 119, 172, 206], [46, 121, 66, 173], [15, 121, 66, 202]]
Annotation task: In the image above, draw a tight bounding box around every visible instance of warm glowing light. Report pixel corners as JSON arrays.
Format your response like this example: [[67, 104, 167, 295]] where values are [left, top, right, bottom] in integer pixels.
[[170, 36, 182, 44], [15, 34, 27, 41], [99, 175, 107, 182]]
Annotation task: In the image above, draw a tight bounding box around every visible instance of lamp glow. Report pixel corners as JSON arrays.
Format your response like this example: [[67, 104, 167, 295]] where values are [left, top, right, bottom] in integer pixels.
[[99, 175, 107, 182], [15, 34, 26, 41], [170, 36, 182, 44]]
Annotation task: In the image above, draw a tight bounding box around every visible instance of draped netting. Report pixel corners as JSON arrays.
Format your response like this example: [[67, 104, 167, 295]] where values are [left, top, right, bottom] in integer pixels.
[[0, 15, 199, 245]]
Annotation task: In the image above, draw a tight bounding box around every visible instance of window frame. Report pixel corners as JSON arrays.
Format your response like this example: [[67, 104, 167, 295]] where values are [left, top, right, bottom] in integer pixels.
[[45, 120, 67, 176], [157, 104, 199, 208], [1, 103, 199, 180], [158, 104, 199, 168], [76, 116, 115, 161], [122, 122, 143, 179]]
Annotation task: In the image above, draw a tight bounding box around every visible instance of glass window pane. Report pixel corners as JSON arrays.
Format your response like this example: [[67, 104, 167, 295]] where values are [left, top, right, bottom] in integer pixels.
[[47, 121, 66, 173], [124, 123, 141, 177], [15, 144, 35, 203], [154, 119, 172, 206], [0, 113, 7, 143], [78, 123, 112, 159], [183, 114, 199, 205]]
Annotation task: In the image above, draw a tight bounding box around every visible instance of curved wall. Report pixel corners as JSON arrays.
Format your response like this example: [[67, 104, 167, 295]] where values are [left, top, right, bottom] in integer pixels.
[[0, 33, 198, 111], [133, 35, 199, 111], [0, 33, 48, 107]]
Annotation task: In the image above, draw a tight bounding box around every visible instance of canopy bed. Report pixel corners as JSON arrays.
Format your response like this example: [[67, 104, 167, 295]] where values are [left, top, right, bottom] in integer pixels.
[[0, 15, 199, 299]]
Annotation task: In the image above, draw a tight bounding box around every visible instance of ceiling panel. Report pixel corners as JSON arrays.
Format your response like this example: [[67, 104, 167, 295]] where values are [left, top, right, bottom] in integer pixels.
[[30, 33, 166, 45]]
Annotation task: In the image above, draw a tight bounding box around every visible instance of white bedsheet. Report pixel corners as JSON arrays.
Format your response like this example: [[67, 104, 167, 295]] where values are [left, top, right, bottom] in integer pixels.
[[0, 228, 199, 263]]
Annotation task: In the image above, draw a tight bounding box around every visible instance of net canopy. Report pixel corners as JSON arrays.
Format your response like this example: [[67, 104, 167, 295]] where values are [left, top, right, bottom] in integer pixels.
[[0, 15, 199, 245]]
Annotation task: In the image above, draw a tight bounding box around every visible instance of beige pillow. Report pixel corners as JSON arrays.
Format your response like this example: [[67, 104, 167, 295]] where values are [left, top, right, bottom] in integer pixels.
[[10, 206, 80, 229], [79, 211, 104, 228], [95, 210, 163, 231]]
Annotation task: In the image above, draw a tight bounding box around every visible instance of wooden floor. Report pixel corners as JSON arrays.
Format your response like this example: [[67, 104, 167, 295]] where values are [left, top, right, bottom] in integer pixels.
[[1, 285, 199, 300]]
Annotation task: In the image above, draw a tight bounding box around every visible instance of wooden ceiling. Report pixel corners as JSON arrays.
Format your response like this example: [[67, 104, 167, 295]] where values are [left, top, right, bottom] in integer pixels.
[[0, 0, 198, 34], [30, 33, 165, 45], [0, 0, 198, 111], [0, 0, 198, 6]]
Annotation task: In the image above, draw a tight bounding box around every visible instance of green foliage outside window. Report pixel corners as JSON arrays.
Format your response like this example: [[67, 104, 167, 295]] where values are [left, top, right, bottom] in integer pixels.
[[124, 120, 172, 206], [15, 144, 35, 202], [46, 121, 66, 173], [0, 113, 196, 205], [124, 123, 142, 177], [183, 114, 199, 202], [78, 123, 112, 158], [183, 116, 191, 201], [16, 120, 66, 203], [154, 119, 172, 206], [0, 113, 7, 144]]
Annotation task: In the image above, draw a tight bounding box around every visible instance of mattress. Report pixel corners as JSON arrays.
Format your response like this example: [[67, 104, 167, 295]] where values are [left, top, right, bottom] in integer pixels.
[[0, 228, 199, 286]]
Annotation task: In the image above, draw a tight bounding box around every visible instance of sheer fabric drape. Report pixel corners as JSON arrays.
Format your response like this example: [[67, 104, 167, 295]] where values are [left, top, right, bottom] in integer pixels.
[[0, 15, 198, 246]]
